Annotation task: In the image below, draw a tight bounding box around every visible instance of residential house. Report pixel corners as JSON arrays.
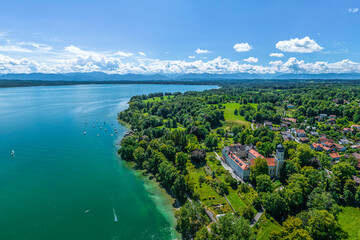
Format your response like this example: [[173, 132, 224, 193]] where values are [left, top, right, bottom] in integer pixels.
[[352, 125, 360, 130], [329, 152, 341, 161], [294, 129, 306, 137], [311, 143, 324, 151]]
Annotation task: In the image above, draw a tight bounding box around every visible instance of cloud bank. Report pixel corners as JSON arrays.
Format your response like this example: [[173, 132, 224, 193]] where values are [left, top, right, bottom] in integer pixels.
[[1, 47, 360, 75], [233, 43, 252, 52]]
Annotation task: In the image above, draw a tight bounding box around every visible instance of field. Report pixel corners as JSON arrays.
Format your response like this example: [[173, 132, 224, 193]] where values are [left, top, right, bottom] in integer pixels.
[[143, 95, 173, 103], [222, 102, 257, 128], [338, 206, 360, 240], [254, 215, 283, 240]]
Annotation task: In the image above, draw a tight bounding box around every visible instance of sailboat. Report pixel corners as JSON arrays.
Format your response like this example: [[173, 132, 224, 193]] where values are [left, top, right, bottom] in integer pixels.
[[11, 150, 15, 156], [113, 208, 118, 223]]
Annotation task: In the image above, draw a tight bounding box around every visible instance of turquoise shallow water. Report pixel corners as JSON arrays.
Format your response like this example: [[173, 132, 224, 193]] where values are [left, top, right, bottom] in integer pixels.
[[0, 84, 215, 240]]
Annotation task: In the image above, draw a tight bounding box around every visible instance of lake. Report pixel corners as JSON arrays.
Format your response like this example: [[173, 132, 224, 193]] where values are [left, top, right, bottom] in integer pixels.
[[0, 84, 216, 240]]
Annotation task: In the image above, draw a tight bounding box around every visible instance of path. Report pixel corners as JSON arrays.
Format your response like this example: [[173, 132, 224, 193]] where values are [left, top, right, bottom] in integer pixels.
[[250, 207, 264, 227], [214, 151, 245, 184]]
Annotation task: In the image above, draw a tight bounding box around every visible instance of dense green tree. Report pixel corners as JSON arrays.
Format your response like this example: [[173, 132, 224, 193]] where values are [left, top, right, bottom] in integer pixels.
[[250, 157, 269, 184], [256, 174, 272, 193]]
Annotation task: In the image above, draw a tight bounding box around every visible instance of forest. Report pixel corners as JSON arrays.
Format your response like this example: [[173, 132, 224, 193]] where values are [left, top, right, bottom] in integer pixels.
[[118, 80, 360, 240]]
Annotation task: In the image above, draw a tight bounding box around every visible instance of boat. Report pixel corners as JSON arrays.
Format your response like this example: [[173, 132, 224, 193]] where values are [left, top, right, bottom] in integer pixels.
[[97, 134, 99, 137], [105, 129, 107, 131], [83, 131, 87, 135], [113, 208, 118, 223], [93, 125, 95, 128], [85, 209, 89, 213], [11, 150, 14, 156]]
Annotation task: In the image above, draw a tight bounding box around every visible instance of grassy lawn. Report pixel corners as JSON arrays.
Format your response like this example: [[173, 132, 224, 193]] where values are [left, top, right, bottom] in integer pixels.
[[255, 215, 283, 240], [227, 188, 246, 212], [338, 206, 360, 240], [143, 96, 173, 103]]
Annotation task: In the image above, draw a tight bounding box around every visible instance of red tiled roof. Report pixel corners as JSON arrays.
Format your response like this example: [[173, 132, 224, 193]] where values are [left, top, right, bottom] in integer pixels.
[[228, 153, 250, 170], [296, 129, 305, 134], [329, 152, 341, 159], [249, 149, 265, 159], [312, 143, 323, 148], [265, 158, 276, 167]]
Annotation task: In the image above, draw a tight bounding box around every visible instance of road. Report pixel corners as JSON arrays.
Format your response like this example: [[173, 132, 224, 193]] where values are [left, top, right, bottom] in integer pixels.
[[213, 151, 245, 184]]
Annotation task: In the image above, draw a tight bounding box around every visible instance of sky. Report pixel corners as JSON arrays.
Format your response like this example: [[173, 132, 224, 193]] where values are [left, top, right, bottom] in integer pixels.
[[0, 0, 359, 75]]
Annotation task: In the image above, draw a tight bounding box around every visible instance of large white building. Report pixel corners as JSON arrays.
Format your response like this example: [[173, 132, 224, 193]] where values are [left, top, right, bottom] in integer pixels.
[[222, 143, 284, 181]]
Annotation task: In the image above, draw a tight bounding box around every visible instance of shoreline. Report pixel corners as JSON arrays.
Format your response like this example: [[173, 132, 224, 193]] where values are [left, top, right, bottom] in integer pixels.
[[116, 126, 181, 239]]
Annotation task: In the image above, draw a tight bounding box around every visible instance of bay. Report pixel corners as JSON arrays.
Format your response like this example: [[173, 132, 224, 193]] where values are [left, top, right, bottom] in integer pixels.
[[0, 84, 215, 240]]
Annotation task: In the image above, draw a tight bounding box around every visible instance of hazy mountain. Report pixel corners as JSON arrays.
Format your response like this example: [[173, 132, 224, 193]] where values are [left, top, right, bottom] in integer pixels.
[[274, 73, 360, 80], [0, 72, 169, 81], [176, 73, 261, 80], [1, 72, 360, 81]]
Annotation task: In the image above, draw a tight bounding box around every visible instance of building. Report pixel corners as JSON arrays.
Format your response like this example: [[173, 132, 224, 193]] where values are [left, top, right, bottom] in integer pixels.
[[294, 129, 306, 137], [329, 152, 341, 161], [222, 143, 284, 181], [352, 125, 360, 130]]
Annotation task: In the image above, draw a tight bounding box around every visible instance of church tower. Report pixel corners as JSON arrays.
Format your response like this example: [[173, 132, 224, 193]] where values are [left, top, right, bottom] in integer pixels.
[[275, 144, 284, 178]]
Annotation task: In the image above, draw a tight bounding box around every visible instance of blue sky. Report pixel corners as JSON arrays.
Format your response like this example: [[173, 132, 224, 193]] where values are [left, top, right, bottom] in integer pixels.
[[0, 0, 359, 74]]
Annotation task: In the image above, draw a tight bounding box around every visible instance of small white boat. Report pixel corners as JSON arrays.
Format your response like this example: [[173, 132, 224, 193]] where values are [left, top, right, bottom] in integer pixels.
[[93, 125, 95, 128], [100, 127, 103, 129], [97, 134, 99, 137], [110, 134, 113, 136], [83, 132, 87, 135], [113, 208, 118, 223], [11, 150, 15, 156], [105, 129, 107, 131], [85, 209, 89, 213]]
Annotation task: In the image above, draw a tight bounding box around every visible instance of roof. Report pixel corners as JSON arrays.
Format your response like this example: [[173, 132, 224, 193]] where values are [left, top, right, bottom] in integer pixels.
[[334, 143, 344, 149], [352, 125, 360, 128], [276, 143, 284, 150], [228, 152, 250, 170], [295, 129, 305, 134], [319, 138, 334, 143], [352, 153, 360, 160], [249, 149, 265, 159], [329, 152, 341, 159], [312, 143, 323, 148], [265, 158, 276, 167]]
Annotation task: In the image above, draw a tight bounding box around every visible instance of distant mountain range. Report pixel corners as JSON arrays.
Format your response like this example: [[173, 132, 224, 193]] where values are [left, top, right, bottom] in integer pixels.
[[0, 72, 360, 81]]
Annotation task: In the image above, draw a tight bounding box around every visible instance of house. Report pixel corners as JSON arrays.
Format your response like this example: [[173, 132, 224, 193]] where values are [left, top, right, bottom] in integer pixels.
[[284, 118, 297, 124], [310, 131, 319, 136], [294, 129, 306, 137], [318, 138, 334, 144], [315, 116, 322, 122], [329, 152, 341, 161], [328, 118, 336, 124], [339, 138, 352, 145], [281, 131, 293, 141], [287, 104, 294, 109], [352, 125, 360, 130], [334, 143, 346, 151], [299, 137, 309, 143], [329, 115, 337, 118], [343, 128, 354, 133], [320, 114, 328, 118], [311, 143, 324, 151], [351, 153, 360, 170], [264, 121, 272, 127], [323, 141, 335, 149]]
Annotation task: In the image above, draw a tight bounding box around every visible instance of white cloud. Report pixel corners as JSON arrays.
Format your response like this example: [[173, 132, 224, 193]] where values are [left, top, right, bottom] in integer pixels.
[[1, 44, 360, 75], [138, 52, 146, 56], [0, 45, 34, 53], [233, 43, 252, 52], [243, 57, 258, 63], [195, 48, 211, 54], [188, 56, 196, 59], [348, 8, 359, 13], [114, 51, 134, 58], [276, 36, 323, 53], [270, 53, 284, 57]]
